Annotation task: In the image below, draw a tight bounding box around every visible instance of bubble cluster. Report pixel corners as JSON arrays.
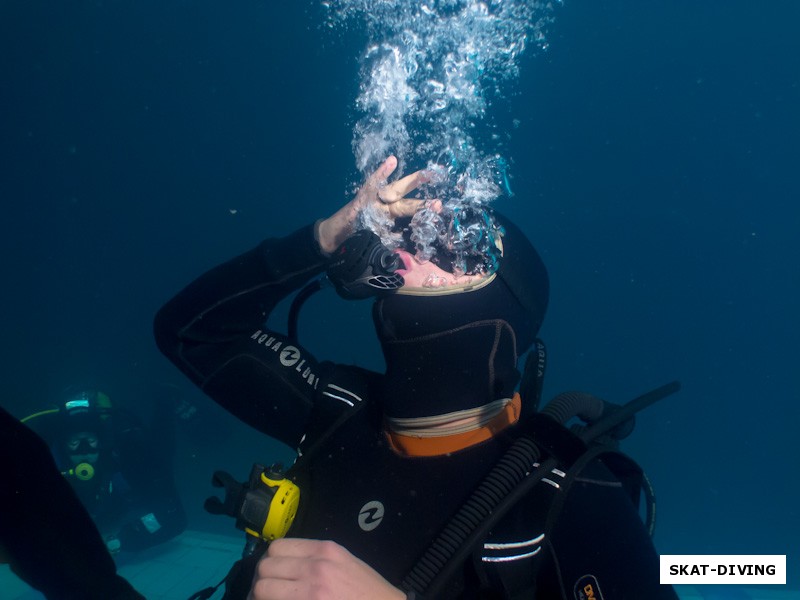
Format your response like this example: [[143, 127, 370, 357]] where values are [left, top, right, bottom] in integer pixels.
[[410, 200, 503, 276], [323, 0, 558, 268]]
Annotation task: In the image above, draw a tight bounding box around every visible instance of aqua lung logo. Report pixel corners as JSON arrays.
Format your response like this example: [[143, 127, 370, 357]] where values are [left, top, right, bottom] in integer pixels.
[[279, 346, 301, 366], [251, 330, 319, 388], [358, 501, 385, 531]]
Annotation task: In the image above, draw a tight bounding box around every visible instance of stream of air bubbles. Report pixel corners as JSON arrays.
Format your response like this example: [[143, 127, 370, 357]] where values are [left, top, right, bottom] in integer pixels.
[[323, 1, 559, 274]]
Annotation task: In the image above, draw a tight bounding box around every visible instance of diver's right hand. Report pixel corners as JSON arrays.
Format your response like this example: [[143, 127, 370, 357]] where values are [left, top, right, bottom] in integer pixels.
[[316, 156, 436, 255], [248, 538, 406, 600]]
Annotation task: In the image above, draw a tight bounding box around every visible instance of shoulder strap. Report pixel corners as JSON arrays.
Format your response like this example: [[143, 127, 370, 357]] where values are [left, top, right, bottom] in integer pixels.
[[402, 381, 680, 598], [401, 415, 575, 598], [513, 445, 646, 597]]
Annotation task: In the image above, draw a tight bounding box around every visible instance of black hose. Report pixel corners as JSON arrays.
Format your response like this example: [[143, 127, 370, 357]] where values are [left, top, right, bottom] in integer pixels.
[[402, 436, 543, 595], [578, 381, 680, 443], [541, 391, 605, 425], [403, 381, 681, 598], [287, 279, 323, 341]]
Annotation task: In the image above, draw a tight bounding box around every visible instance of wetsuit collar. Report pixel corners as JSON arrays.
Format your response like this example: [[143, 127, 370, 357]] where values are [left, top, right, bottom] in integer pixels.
[[385, 393, 521, 457]]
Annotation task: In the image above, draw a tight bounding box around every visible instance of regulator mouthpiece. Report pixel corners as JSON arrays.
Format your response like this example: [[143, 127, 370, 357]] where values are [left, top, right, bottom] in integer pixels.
[[327, 229, 404, 300]]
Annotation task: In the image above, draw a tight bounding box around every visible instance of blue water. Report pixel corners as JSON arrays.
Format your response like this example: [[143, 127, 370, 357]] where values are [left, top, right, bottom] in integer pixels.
[[1, 0, 797, 592]]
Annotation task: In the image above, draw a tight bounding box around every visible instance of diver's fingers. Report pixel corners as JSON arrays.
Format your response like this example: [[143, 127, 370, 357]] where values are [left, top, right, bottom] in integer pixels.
[[386, 197, 442, 219], [385, 198, 426, 218], [393, 198, 442, 218], [380, 168, 431, 203], [354, 156, 399, 206], [365, 156, 398, 192]]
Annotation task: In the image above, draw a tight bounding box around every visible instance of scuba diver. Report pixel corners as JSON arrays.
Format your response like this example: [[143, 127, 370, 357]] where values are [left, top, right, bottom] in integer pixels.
[[0, 405, 145, 599], [154, 155, 678, 599], [21, 388, 187, 555]]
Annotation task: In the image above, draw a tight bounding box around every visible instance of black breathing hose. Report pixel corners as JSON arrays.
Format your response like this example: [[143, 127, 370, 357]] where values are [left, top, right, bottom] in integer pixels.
[[287, 279, 324, 341], [402, 381, 681, 598]]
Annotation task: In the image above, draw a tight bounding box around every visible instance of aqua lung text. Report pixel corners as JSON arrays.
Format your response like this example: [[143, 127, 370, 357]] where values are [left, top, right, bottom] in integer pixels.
[[251, 330, 319, 388]]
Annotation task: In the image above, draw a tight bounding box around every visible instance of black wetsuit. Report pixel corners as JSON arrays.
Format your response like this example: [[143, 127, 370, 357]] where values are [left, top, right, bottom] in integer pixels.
[[0, 406, 144, 600], [154, 223, 678, 599], [26, 407, 187, 553]]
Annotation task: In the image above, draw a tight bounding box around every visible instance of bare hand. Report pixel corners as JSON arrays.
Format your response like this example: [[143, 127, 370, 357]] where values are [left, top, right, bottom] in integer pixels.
[[316, 156, 435, 254], [247, 538, 406, 600]]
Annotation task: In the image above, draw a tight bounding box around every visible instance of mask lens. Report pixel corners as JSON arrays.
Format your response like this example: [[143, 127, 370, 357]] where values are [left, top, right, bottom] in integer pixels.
[[67, 433, 99, 453]]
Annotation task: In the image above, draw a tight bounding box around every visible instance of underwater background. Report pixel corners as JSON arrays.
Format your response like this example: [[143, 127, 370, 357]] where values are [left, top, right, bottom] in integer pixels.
[[1, 0, 798, 591]]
